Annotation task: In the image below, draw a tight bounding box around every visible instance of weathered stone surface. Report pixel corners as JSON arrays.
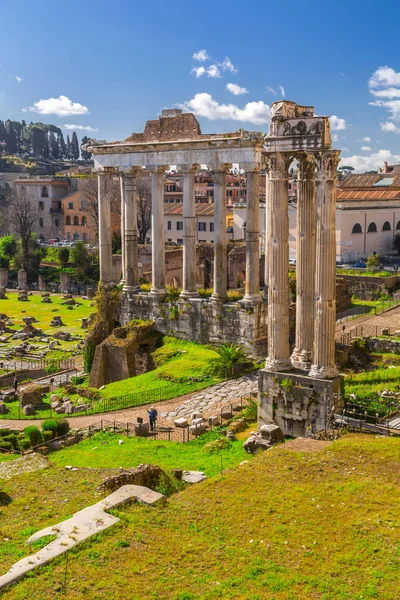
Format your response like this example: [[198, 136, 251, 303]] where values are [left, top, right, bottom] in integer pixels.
[[23, 405, 36, 416], [0, 403, 9, 414], [19, 385, 43, 407], [189, 423, 206, 435], [100, 464, 166, 493], [259, 423, 284, 444], [174, 417, 188, 428], [182, 471, 207, 484], [243, 435, 272, 454], [134, 422, 150, 436]]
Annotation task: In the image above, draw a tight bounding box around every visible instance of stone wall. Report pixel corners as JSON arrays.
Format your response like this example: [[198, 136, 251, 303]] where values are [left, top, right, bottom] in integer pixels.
[[120, 293, 268, 356], [341, 274, 400, 300], [258, 369, 343, 437], [367, 337, 400, 354]]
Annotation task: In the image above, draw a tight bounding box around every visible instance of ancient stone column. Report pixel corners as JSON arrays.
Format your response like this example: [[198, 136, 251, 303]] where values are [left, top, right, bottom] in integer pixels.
[[120, 174, 126, 284], [264, 171, 270, 293], [60, 272, 70, 293], [181, 164, 199, 298], [18, 269, 28, 290], [98, 170, 113, 283], [291, 154, 316, 370], [38, 275, 46, 291], [149, 166, 167, 297], [212, 165, 230, 301], [265, 153, 292, 371], [309, 150, 340, 379], [243, 166, 261, 302], [123, 170, 140, 292], [0, 268, 9, 289]]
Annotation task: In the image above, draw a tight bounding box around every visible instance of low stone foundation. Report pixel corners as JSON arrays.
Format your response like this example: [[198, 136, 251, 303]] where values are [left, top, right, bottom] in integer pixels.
[[120, 292, 268, 356], [258, 369, 343, 437]]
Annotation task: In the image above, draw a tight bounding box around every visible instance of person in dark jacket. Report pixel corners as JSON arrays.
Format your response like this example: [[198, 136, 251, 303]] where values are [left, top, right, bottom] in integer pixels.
[[147, 406, 158, 432], [13, 377, 18, 392]]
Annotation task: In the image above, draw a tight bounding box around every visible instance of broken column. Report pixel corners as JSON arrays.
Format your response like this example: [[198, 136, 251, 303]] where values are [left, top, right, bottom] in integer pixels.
[[60, 272, 70, 293], [18, 269, 28, 290]]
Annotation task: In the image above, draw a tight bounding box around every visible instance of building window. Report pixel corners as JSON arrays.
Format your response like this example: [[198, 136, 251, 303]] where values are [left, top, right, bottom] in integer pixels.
[[82, 216, 87, 226], [73, 233, 80, 241], [41, 186, 49, 197], [367, 222, 377, 233], [83, 233, 87, 241], [73, 216, 79, 226], [167, 221, 172, 230], [67, 233, 70, 241], [39, 217, 43, 227], [55, 220, 59, 227], [352, 223, 362, 234], [198, 222, 206, 232], [66, 216, 71, 225], [177, 238, 183, 245], [210, 222, 214, 232], [68, 202, 74, 210], [382, 221, 391, 231], [396, 220, 400, 230], [177, 221, 183, 231], [38, 201, 44, 210]]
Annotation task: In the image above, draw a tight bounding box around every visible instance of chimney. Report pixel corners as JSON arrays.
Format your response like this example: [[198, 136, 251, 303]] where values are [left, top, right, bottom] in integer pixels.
[[383, 161, 389, 173]]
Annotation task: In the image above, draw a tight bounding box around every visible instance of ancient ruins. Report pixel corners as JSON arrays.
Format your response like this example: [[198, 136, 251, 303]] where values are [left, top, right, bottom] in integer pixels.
[[88, 101, 343, 436]]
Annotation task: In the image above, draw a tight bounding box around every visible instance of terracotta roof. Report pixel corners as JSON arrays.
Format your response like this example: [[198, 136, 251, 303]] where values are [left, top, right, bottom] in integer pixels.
[[337, 189, 400, 201], [164, 204, 232, 217], [340, 173, 400, 187]]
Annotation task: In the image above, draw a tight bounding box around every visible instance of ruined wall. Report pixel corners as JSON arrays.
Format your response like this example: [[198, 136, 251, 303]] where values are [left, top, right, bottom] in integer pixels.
[[340, 274, 400, 300], [120, 294, 268, 356], [258, 369, 343, 437]]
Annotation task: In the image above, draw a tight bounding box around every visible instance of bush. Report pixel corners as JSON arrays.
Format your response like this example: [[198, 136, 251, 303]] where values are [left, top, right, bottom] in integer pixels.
[[56, 419, 70, 437], [210, 343, 252, 378], [42, 430, 53, 442], [24, 425, 42, 446], [202, 438, 231, 453], [42, 419, 58, 438], [0, 441, 13, 451], [18, 437, 31, 451], [1, 434, 18, 449], [58, 247, 70, 267]]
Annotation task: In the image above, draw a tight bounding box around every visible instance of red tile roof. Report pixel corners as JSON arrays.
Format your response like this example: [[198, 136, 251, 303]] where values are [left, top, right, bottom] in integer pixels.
[[340, 174, 400, 187], [164, 204, 232, 216]]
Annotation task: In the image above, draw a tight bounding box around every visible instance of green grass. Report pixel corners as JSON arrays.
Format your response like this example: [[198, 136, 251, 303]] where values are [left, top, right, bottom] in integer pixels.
[[100, 336, 221, 398], [50, 430, 251, 476], [345, 364, 400, 407], [0, 434, 399, 599], [339, 269, 394, 277]]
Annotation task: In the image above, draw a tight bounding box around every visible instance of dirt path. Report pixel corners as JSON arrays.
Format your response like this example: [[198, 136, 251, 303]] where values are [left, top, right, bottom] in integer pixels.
[[336, 305, 400, 337]]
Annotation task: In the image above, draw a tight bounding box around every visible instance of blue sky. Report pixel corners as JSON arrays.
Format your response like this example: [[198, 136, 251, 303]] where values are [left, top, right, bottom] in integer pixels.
[[1, 0, 400, 171]]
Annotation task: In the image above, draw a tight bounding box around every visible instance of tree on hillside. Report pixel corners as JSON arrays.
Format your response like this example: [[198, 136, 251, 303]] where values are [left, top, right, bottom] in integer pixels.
[[137, 176, 152, 244], [80, 136, 92, 161], [71, 132, 80, 161], [57, 132, 67, 159], [49, 132, 59, 160], [31, 126, 47, 157], [4, 121, 18, 154], [7, 189, 39, 270], [66, 135, 71, 160]]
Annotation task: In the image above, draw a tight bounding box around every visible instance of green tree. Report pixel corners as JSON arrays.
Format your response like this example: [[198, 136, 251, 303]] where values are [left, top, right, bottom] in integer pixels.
[[58, 247, 70, 267], [57, 131, 66, 159], [31, 126, 47, 157], [8, 189, 39, 271], [211, 343, 251, 378], [4, 121, 18, 154], [66, 135, 71, 160], [71, 132, 80, 161], [0, 234, 17, 260], [80, 135, 92, 161], [49, 131, 59, 160], [366, 253, 380, 271], [70, 241, 89, 270]]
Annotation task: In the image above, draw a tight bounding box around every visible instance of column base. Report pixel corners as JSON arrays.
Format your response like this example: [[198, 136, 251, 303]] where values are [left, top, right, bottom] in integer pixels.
[[211, 292, 228, 302], [180, 290, 199, 299], [265, 357, 292, 372], [291, 349, 312, 371], [242, 293, 262, 304], [123, 285, 140, 294], [149, 288, 167, 299], [309, 364, 339, 379]]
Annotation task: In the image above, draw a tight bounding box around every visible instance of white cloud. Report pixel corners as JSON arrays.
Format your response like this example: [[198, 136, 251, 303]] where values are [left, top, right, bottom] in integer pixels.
[[369, 99, 400, 120], [266, 86, 276, 95], [63, 124, 98, 132], [369, 66, 400, 89], [23, 95, 89, 116], [278, 85, 285, 97], [340, 149, 400, 172], [329, 115, 347, 130], [380, 121, 400, 134], [332, 133, 339, 142], [15, 75, 23, 83], [361, 145, 371, 151], [221, 57, 236, 73], [207, 64, 221, 78], [182, 92, 270, 125], [370, 87, 400, 98], [226, 83, 248, 96], [193, 49, 209, 62], [191, 66, 206, 78], [362, 136, 371, 142]]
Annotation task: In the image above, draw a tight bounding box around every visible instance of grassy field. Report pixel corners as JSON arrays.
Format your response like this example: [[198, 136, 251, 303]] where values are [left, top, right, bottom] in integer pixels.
[[0, 434, 399, 599], [51, 430, 251, 476]]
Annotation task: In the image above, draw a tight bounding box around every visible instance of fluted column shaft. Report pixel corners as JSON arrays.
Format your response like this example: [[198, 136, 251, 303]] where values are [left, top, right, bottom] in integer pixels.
[[123, 171, 140, 292], [244, 168, 261, 302], [291, 155, 316, 370], [98, 170, 113, 283], [120, 175, 126, 283], [181, 165, 199, 298], [265, 153, 291, 371], [150, 167, 166, 297], [212, 165, 230, 301], [309, 151, 340, 379], [264, 171, 270, 292]]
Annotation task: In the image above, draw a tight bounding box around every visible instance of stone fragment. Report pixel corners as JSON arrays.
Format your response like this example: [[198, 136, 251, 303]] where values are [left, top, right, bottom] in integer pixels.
[[174, 417, 188, 428], [23, 405, 36, 416], [259, 424, 285, 444], [182, 471, 207, 484]]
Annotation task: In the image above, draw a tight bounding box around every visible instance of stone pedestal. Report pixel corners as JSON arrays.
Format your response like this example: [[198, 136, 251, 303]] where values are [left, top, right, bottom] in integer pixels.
[[38, 275, 46, 291], [258, 369, 343, 437], [60, 272, 70, 293], [0, 268, 8, 289], [18, 269, 28, 290]]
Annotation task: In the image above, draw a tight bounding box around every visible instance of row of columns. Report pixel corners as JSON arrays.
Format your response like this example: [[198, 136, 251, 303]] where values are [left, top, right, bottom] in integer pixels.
[[98, 164, 261, 303], [265, 150, 340, 379]]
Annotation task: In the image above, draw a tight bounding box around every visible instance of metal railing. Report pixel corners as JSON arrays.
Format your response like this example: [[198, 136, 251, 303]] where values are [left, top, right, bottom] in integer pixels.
[[0, 358, 76, 389], [337, 324, 400, 345]]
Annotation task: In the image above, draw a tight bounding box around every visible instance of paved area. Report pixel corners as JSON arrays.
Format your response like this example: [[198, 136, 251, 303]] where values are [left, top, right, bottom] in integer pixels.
[[336, 305, 400, 338]]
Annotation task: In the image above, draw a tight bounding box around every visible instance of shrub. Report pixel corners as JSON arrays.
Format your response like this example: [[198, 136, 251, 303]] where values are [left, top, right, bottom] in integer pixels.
[[1, 434, 18, 449], [56, 419, 70, 437], [18, 437, 31, 451], [202, 438, 231, 453], [0, 441, 13, 451], [24, 426, 42, 446], [58, 247, 70, 267], [0, 428, 12, 437], [210, 343, 252, 378], [42, 430, 53, 442], [42, 419, 58, 438]]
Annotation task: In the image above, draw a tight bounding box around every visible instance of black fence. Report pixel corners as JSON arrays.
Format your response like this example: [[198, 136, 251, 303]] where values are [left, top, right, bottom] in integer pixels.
[[0, 358, 76, 389], [337, 324, 399, 346]]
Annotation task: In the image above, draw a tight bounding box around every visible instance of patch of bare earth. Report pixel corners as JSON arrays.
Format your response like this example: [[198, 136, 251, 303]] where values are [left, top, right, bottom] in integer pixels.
[[277, 437, 331, 452]]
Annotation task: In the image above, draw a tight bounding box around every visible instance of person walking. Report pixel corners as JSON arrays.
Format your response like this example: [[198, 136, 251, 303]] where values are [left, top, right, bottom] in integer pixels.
[[147, 406, 158, 432], [13, 377, 18, 393]]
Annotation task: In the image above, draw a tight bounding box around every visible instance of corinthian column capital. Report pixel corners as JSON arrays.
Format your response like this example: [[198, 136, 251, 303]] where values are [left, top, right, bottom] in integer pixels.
[[315, 150, 340, 180], [264, 152, 290, 179], [209, 163, 232, 173], [180, 163, 200, 174], [297, 153, 316, 180]]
